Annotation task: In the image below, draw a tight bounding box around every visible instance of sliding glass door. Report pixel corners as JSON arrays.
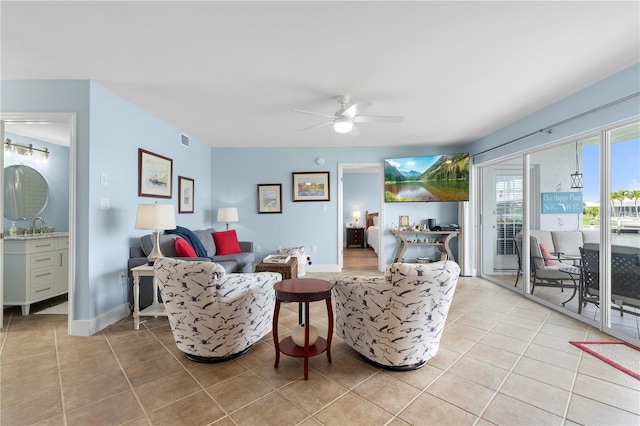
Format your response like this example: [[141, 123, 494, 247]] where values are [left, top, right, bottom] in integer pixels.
[[478, 119, 640, 346]]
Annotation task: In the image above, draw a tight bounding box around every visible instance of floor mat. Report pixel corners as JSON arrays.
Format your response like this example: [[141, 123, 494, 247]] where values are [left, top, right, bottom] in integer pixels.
[[570, 341, 640, 380]]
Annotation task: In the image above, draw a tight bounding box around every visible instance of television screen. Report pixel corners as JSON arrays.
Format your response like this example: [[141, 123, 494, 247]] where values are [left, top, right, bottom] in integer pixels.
[[384, 153, 470, 202]]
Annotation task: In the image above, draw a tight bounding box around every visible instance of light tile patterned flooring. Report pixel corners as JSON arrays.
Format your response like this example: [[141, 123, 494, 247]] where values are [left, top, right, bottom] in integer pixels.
[[1, 271, 639, 425]]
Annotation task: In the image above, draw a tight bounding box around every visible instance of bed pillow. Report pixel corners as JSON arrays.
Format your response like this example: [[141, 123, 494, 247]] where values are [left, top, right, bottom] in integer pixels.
[[175, 237, 197, 258], [213, 230, 241, 255], [539, 243, 554, 266], [372, 216, 379, 227]]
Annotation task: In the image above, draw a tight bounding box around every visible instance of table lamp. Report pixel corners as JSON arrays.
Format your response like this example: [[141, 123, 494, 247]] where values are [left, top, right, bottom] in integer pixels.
[[217, 207, 239, 230], [135, 203, 176, 263], [352, 211, 361, 226]]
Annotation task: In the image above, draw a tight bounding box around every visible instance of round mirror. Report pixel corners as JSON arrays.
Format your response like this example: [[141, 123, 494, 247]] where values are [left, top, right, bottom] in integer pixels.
[[4, 165, 49, 220]]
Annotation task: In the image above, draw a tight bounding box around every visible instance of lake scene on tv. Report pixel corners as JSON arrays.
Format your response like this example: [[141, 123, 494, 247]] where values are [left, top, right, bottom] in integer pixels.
[[385, 153, 470, 202]]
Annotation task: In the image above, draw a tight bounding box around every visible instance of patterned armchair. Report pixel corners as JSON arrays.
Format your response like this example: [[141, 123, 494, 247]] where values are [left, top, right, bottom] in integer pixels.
[[154, 258, 281, 362], [332, 261, 461, 370]]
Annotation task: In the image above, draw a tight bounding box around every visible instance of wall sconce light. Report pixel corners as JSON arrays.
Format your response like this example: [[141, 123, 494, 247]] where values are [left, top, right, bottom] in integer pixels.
[[4, 138, 51, 163], [570, 141, 583, 189]]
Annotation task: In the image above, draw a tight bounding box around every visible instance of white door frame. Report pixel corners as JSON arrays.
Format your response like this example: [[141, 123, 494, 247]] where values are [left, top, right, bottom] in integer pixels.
[[337, 162, 385, 271], [0, 112, 76, 332]]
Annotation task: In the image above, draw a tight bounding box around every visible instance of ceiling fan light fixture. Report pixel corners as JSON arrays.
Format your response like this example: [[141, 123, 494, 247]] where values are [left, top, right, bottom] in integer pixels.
[[333, 117, 353, 133]]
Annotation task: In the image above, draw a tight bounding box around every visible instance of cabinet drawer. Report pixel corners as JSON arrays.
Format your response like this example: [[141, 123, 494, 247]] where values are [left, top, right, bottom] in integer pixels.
[[31, 266, 55, 285], [29, 240, 57, 253], [31, 281, 55, 300], [30, 252, 56, 268], [56, 239, 70, 250]]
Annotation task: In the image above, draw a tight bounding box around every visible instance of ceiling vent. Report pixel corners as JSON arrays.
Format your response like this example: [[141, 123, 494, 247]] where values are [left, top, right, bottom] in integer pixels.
[[181, 134, 190, 148]]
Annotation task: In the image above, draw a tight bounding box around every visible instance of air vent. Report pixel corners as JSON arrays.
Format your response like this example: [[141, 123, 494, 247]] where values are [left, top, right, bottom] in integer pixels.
[[181, 134, 190, 148]]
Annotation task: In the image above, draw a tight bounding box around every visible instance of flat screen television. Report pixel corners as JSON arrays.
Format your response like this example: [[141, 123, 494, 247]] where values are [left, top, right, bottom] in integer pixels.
[[384, 153, 470, 202]]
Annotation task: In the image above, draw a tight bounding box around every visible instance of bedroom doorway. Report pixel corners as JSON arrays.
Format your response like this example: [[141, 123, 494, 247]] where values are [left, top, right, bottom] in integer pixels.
[[337, 163, 384, 272]]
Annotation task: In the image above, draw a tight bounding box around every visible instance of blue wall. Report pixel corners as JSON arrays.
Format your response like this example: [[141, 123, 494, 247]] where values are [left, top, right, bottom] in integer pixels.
[[210, 146, 462, 267], [3, 133, 70, 232]]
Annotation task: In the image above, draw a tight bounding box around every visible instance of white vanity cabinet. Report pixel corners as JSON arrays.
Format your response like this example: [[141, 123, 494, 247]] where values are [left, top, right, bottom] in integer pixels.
[[4, 236, 69, 315]]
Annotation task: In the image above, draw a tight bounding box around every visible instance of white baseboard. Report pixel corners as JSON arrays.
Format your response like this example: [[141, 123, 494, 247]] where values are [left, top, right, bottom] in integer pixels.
[[69, 303, 130, 336]]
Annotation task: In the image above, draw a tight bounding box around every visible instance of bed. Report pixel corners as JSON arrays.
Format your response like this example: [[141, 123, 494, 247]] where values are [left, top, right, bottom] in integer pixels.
[[365, 211, 380, 254]]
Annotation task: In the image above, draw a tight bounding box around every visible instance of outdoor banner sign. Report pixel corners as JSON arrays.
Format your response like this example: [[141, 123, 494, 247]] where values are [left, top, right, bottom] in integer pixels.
[[542, 192, 583, 214]]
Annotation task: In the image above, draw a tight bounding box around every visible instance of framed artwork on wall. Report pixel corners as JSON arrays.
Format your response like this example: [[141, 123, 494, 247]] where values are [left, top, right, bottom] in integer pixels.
[[178, 176, 194, 213], [138, 148, 173, 198], [258, 184, 282, 214], [292, 171, 330, 202]]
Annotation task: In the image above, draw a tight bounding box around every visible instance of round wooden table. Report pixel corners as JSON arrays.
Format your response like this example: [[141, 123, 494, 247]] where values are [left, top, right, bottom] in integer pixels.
[[272, 278, 333, 380]]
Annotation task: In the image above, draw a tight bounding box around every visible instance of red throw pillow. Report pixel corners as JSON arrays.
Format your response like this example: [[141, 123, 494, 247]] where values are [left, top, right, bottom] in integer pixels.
[[213, 230, 241, 255], [175, 237, 197, 258], [539, 243, 554, 266]]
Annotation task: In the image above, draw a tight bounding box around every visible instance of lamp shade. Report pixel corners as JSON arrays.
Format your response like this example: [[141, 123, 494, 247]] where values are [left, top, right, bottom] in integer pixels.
[[135, 204, 176, 230], [352, 211, 361, 220], [217, 207, 239, 223], [333, 118, 353, 133]]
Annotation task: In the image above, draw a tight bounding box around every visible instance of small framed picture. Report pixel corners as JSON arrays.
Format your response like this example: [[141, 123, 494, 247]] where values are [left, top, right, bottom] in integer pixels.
[[292, 171, 330, 202], [399, 215, 410, 228], [138, 149, 173, 198], [258, 183, 282, 214], [178, 176, 194, 213]]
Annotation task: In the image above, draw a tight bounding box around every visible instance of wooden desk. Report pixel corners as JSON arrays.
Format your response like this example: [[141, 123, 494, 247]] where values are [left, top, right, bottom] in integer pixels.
[[391, 229, 459, 263]]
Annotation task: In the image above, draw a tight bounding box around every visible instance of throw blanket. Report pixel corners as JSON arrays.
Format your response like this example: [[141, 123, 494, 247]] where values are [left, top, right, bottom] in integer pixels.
[[165, 226, 209, 258]]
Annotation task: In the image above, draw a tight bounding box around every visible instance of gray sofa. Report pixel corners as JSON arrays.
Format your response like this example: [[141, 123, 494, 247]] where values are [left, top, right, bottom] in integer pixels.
[[128, 228, 255, 308]]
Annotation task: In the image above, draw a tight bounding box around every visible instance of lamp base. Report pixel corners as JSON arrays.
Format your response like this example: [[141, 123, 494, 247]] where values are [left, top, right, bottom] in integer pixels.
[[147, 230, 164, 264]]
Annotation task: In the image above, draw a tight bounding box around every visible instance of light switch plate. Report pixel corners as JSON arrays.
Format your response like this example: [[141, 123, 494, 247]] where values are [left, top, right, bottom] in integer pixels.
[[100, 198, 110, 210], [100, 173, 108, 185]]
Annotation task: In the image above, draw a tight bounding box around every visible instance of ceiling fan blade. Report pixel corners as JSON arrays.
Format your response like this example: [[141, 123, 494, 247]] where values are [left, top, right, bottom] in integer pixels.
[[341, 99, 372, 118], [353, 115, 404, 123], [349, 124, 360, 138], [293, 109, 338, 119], [297, 121, 333, 132]]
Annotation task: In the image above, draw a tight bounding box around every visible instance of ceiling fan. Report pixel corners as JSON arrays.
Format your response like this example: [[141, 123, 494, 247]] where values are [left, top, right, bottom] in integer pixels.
[[294, 95, 404, 135]]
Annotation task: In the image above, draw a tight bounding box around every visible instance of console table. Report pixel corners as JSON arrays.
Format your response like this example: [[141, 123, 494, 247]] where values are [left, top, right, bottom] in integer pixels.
[[391, 229, 459, 263]]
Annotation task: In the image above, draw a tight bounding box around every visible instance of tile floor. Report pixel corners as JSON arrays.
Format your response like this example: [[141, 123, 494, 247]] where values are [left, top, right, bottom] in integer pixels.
[[1, 271, 639, 425], [488, 273, 640, 340]]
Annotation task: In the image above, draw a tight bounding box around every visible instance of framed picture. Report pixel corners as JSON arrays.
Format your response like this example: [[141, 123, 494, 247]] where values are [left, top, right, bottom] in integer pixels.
[[178, 176, 195, 213], [258, 184, 282, 214], [138, 149, 173, 198], [292, 171, 330, 202], [399, 215, 410, 228]]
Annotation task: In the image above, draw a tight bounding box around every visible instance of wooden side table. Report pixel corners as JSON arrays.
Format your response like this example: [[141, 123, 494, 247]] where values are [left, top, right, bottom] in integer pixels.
[[272, 278, 333, 380], [130, 264, 167, 330], [254, 257, 298, 280], [346, 227, 366, 248]]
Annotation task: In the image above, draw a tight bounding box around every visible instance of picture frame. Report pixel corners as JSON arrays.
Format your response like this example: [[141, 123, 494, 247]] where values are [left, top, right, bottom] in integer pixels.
[[399, 215, 410, 228], [138, 148, 173, 198], [178, 176, 194, 213], [292, 171, 330, 202], [257, 183, 282, 214]]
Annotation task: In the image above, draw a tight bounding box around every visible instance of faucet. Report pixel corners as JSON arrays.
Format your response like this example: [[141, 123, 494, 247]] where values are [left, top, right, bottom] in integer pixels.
[[32, 217, 46, 234]]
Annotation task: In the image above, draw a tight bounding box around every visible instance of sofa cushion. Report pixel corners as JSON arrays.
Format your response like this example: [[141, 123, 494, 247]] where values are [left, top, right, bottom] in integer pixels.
[[213, 230, 241, 255], [552, 231, 583, 257], [175, 237, 197, 258], [212, 252, 254, 272], [193, 228, 217, 257]]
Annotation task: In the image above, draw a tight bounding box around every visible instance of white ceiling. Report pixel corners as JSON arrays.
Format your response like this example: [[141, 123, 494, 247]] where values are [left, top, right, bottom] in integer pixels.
[[1, 1, 639, 148]]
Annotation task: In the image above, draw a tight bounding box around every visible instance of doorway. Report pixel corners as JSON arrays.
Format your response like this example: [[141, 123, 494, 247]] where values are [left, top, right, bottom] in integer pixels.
[[1, 112, 75, 333], [337, 163, 384, 272]]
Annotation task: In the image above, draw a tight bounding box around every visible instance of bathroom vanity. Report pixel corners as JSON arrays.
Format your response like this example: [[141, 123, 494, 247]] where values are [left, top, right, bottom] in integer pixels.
[[3, 233, 69, 315]]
